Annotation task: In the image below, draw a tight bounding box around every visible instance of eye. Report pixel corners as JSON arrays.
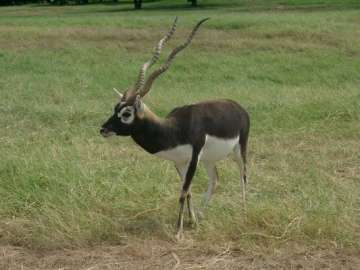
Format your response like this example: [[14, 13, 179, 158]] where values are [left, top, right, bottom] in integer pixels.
[[117, 106, 135, 124], [117, 111, 132, 119]]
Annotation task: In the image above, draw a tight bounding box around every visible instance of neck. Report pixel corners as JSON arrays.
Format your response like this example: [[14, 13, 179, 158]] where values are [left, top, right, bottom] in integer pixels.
[[131, 105, 178, 154]]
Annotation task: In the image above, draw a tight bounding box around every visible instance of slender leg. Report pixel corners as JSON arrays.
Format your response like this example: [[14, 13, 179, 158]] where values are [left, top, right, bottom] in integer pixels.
[[175, 163, 197, 226], [234, 144, 247, 207], [175, 147, 200, 240], [175, 163, 187, 240], [186, 191, 197, 226], [203, 161, 219, 206], [176, 195, 186, 240]]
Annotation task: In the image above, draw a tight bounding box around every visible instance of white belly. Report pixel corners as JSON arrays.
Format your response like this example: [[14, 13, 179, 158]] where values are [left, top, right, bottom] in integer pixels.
[[154, 135, 239, 163], [154, 144, 192, 163], [201, 135, 239, 161]]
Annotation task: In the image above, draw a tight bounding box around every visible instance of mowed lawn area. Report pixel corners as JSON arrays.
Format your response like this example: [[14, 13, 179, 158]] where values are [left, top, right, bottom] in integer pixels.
[[0, 0, 359, 255]]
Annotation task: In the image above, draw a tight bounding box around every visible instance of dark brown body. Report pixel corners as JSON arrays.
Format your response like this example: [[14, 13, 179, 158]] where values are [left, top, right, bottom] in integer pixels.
[[131, 99, 250, 157]]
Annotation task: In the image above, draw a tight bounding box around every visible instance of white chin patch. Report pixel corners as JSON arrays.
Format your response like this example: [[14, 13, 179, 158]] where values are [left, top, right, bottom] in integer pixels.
[[102, 131, 116, 138]]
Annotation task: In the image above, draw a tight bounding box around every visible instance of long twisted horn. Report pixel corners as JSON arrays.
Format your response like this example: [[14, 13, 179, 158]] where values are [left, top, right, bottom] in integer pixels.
[[139, 18, 209, 98], [130, 17, 178, 96]]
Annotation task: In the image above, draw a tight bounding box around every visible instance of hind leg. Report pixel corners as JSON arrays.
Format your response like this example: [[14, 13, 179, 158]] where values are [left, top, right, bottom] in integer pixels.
[[203, 161, 219, 207], [234, 144, 247, 206]]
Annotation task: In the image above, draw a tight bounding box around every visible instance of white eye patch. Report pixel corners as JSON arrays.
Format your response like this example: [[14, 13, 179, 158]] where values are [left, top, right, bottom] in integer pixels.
[[117, 106, 135, 124]]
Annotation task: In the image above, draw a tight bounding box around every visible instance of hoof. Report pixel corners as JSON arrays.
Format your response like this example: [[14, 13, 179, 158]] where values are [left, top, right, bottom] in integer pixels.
[[175, 231, 184, 242], [196, 208, 205, 220], [189, 213, 197, 227]]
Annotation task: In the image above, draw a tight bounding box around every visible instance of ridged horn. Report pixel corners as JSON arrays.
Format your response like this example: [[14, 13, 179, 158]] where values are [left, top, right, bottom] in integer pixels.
[[139, 18, 209, 98], [129, 17, 178, 97]]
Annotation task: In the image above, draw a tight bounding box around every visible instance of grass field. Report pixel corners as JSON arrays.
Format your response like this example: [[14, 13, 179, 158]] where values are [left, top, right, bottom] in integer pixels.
[[0, 0, 360, 262]]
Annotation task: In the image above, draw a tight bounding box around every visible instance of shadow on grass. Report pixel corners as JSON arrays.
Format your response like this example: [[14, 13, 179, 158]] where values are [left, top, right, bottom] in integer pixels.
[[123, 215, 172, 239]]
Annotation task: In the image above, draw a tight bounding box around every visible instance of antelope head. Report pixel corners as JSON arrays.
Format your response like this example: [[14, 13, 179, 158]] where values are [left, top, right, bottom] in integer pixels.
[[100, 17, 209, 137]]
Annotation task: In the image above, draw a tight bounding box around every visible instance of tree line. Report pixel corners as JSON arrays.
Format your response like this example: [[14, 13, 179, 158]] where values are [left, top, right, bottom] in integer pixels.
[[133, 0, 197, 9], [0, 0, 198, 9]]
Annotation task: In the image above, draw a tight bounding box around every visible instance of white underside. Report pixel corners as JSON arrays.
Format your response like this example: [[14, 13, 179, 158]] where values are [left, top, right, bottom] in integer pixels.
[[154, 135, 239, 164]]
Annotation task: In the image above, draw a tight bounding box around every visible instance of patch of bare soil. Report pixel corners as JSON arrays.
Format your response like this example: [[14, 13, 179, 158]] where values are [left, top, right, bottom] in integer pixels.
[[1, 240, 359, 270]]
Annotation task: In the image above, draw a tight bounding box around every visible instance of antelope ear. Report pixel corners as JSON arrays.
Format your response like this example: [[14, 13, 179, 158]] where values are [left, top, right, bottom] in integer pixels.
[[113, 88, 123, 98], [134, 95, 144, 116]]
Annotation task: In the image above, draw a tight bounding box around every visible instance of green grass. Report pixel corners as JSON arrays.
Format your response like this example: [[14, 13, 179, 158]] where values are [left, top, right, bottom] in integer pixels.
[[0, 0, 360, 250]]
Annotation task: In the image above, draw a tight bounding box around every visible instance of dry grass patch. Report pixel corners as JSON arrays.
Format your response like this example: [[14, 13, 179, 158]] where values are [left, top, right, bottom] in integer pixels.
[[1, 241, 360, 270]]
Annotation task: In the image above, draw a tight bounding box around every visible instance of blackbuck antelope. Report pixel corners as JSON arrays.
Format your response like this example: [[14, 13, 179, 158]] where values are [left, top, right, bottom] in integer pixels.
[[100, 18, 250, 239]]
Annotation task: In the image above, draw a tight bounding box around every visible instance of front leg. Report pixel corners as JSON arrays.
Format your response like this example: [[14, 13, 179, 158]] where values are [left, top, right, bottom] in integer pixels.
[[175, 164, 197, 226], [176, 147, 200, 240]]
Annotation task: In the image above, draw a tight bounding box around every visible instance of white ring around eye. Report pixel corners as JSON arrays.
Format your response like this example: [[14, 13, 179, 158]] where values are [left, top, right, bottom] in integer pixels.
[[118, 106, 135, 124]]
